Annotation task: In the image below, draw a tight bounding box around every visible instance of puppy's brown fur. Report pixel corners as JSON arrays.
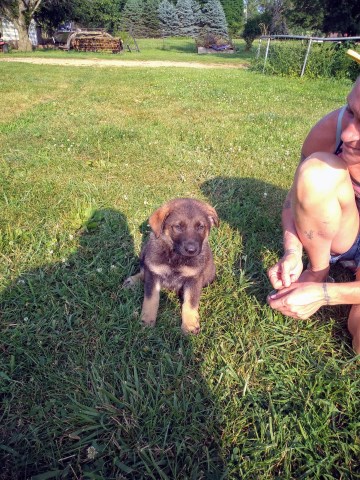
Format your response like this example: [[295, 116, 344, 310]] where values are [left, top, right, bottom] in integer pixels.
[[124, 198, 218, 334]]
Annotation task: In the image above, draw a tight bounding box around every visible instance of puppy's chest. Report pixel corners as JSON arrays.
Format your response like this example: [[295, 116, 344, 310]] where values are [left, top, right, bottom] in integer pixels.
[[147, 257, 203, 290]]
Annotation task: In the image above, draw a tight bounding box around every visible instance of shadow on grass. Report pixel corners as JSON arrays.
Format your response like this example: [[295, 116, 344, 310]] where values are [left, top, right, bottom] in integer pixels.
[[158, 38, 254, 60], [0, 208, 226, 479], [202, 176, 285, 301], [201, 176, 352, 345], [159, 42, 197, 54], [199, 177, 360, 478]]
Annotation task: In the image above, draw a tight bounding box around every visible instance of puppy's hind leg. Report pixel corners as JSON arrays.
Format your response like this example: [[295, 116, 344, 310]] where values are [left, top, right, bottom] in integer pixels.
[[141, 270, 161, 327], [123, 270, 144, 288]]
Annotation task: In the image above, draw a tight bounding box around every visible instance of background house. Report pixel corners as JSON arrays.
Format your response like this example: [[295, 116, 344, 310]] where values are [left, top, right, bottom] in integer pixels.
[[0, 17, 39, 47]]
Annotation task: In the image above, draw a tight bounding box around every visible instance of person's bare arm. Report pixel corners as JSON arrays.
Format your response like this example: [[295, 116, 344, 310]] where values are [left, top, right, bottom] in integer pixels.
[[268, 186, 304, 289], [267, 280, 360, 320], [268, 109, 342, 290]]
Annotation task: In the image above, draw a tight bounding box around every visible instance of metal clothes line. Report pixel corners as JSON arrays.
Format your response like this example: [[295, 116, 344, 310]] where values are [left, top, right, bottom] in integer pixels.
[[257, 35, 360, 77]]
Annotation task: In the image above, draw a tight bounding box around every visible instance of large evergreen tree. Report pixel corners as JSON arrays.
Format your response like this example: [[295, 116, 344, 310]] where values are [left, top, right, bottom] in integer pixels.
[[158, 0, 179, 36], [121, 0, 145, 36], [201, 0, 229, 37], [189, 0, 201, 36], [176, 0, 198, 37], [220, 0, 243, 35], [143, 0, 161, 36]]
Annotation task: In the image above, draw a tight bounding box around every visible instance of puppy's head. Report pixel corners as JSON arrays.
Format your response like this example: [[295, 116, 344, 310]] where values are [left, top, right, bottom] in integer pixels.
[[149, 198, 219, 257]]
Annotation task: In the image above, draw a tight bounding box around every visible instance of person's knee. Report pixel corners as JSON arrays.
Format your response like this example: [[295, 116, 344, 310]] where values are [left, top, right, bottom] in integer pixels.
[[348, 305, 360, 334], [348, 306, 360, 354]]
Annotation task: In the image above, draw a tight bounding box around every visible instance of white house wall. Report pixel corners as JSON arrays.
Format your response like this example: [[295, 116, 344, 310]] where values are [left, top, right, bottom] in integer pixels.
[[1, 18, 19, 41], [28, 19, 38, 45], [1, 18, 38, 45]]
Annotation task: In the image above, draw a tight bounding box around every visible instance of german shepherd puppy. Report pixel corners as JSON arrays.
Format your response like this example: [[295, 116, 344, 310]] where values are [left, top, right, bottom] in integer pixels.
[[124, 198, 219, 334]]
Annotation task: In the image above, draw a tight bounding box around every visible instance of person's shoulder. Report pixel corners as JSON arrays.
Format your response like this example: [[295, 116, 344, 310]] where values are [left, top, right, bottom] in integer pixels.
[[310, 107, 343, 135], [301, 107, 344, 159]]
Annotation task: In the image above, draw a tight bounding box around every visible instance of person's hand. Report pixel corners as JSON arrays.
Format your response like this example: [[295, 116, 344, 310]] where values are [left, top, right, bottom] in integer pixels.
[[267, 282, 327, 319], [267, 249, 303, 290]]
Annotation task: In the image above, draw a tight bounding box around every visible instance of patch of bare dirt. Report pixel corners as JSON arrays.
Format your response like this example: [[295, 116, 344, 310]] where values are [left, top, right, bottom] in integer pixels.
[[0, 56, 248, 69]]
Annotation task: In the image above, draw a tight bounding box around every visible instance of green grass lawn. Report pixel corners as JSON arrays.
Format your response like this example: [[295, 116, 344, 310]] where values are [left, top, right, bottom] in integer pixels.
[[0, 48, 359, 479], [9, 36, 254, 65]]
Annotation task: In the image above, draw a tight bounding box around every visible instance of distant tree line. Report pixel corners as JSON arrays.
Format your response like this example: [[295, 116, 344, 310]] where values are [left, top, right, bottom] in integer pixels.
[[1, 0, 359, 51], [0, 0, 236, 51], [243, 0, 360, 43]]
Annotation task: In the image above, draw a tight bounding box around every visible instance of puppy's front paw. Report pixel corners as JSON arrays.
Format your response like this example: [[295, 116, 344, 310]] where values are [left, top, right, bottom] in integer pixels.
[[141, 311, 156, 327], [181, 309, 200, 335]]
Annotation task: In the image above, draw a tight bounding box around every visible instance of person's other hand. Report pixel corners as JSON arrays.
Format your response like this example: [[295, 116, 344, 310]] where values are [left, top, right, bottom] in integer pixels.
[[267, 282, 326, 319]]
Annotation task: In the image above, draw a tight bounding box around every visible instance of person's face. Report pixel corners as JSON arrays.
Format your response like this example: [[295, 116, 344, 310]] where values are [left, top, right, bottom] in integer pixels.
[[341, 79, 360, 164]]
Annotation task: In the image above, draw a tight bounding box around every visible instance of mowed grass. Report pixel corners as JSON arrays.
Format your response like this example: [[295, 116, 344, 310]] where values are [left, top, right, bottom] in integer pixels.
[[0, 56, 359, 479], [9, 36, 254, 65]]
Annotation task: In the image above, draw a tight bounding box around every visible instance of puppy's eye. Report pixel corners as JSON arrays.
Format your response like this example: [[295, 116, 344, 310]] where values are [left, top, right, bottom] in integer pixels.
[[173, 224, 183, 232], [196, 224, 205, 232]]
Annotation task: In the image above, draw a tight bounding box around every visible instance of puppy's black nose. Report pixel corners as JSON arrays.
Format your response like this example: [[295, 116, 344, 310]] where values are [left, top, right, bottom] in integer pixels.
[[184, 241, 198, 254]]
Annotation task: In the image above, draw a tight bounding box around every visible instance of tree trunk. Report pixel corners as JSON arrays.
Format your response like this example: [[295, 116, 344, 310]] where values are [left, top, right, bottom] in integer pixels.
[[12, 19, 32, 51], [14, 1, 33, 51]]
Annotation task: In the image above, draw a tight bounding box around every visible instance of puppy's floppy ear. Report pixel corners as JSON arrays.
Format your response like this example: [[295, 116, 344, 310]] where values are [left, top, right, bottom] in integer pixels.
[[203, 203, 219, 228], [148, 204, 171, 238]]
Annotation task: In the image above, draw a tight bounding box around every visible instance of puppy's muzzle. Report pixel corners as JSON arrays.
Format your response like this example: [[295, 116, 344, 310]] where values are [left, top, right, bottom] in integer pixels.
[[180, 240, 201, 257]]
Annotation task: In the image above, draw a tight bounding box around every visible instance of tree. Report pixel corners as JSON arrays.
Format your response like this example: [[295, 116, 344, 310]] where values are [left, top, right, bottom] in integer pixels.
[[268, 0, 287, 34], [243, 0, 261, 22], [0, 0, 43, 50], [189, 0, 201, 36], [286, 0, 324, 34], [73, 0, 122, 33], [36, 0, 125, 34], [246, 0, 288, 34], [201, 0, 229, 37], [176, 0, 198, 37], [243, 0, 360, 37], [242, 11, 270, 48], [158, 0, 179, 36], [221, 0, 244, 36], [323, 0, 360, 36], [121, 0, 146, 36], [143, 0, 161, 36], [35, 0, 74, 33]]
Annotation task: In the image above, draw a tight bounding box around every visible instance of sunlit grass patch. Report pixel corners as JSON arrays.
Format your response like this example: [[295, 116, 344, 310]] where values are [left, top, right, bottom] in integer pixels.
[[0, 60, 358, 479], [8, 37, 254, 65]]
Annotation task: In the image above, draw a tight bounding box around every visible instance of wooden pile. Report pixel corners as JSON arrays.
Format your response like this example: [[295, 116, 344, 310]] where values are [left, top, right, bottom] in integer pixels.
[[72, 36, 122, 53]]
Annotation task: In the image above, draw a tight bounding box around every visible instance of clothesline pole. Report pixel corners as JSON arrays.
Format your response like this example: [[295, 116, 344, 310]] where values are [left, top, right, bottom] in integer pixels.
[[301, 38, 313, 77], [263, 37, 271, 73]]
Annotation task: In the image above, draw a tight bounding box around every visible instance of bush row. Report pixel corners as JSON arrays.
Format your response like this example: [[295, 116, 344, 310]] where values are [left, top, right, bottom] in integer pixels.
[[251, 40, 360, 81]]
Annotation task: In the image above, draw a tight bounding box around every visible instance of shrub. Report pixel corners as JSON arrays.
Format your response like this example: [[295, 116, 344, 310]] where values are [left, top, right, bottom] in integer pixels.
[[242, 13, 270, 50], [252, 40, 360, 81], [195, 31, 233, 49]]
